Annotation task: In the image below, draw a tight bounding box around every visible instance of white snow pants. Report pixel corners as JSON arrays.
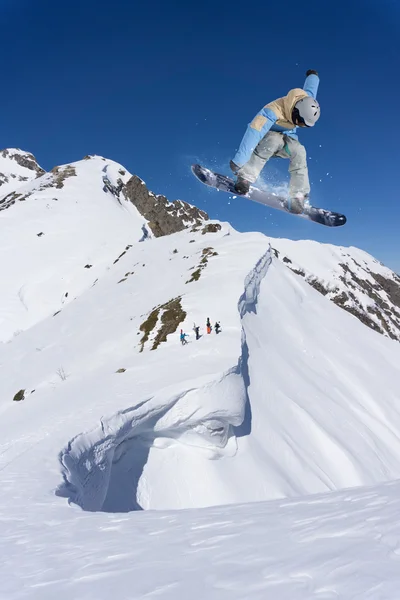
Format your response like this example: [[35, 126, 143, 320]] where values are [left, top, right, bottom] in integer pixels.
[[237, 131, 310, 197]]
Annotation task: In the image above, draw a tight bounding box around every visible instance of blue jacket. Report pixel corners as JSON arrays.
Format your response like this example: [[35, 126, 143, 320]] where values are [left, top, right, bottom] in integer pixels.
[[233, 74, 319, 167]]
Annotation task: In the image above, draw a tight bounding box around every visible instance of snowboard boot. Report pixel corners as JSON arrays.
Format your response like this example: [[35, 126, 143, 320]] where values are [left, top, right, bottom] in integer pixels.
[[285, 193, 309, 214], [234, 177, 251, 195]]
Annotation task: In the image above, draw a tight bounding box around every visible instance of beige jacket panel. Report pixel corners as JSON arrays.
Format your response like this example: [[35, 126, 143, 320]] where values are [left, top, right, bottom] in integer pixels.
[[265, 88, 308, 129], [250, 114, 268, 131]]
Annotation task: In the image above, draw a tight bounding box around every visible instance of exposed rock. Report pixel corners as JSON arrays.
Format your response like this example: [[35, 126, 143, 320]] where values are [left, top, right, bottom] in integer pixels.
[[276, 251, 400, 342], [138, 297, 186, 351], [152, 298, 187, 350], [123, 175, 208, 237], [186, 247, 217, 284], [187, 268, 202, 283], [0, 191, 24, 211], [50, 165, 77, 189], [334, 300, 382, 334], [371, 273, 400, 310], [1, 149, 45, 178], [0, 149, 46, 212], [12, 153, 44, 177], [13, 389, 26, 402], [139, 307, 159, 351], [202, 223, 221, 235], [307, 278, 329, 296]]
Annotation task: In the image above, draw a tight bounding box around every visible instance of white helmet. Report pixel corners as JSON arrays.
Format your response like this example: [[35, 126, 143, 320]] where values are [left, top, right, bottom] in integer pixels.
[[293, 96, 321, 127]]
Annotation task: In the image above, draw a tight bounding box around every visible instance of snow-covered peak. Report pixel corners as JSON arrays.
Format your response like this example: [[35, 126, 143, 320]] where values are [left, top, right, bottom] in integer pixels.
[[0, 155, 149, 341], [271, 238, 400, 341], [0, 147, 45, 199], [0, 152, 212, 342]]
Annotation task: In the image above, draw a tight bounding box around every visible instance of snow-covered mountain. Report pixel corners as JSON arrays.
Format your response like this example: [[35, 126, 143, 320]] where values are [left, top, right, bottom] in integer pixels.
[[1, 148, 400, 598], [0, 152, 207, 342]]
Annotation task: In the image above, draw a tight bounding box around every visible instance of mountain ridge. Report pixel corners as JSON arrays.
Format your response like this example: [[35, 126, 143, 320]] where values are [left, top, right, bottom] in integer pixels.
[[1, 147, 398, 342]]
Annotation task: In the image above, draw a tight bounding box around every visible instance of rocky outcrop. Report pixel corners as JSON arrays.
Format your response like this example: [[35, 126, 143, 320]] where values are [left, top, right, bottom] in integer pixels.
[[1, 149, 45, 177], [123, 175, 208, 237], [273, 245, 400, 342], [50, 164, 77, 188], [0, 149, 46, 206], [331, 263, 400, 340]]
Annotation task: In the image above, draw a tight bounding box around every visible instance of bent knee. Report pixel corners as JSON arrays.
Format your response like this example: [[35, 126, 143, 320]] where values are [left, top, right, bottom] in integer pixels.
[[290, 143, 307, 165], [292, 142, 306, 157]]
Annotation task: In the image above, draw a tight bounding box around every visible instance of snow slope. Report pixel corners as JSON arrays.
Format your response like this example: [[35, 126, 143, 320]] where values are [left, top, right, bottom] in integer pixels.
[[1, 150, 400, 597], [272, 238, 400, 341], [2, 478, 400, 599], [1, 221, 400, 512], [0, 155, 148, 341]]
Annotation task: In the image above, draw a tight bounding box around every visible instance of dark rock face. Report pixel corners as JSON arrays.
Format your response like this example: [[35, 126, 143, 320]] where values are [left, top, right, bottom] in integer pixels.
[[0, 191, 24, 211], [123, 175, 208, 237], [371, 273, 400, 311], [1, 149, 45, 178], [11, 153, 45, 177], [202, 223, 221, 235], [13, 389, 26, 402]]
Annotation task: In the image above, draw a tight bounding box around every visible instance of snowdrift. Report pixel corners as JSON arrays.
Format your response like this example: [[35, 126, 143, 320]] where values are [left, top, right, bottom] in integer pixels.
[[54, 237, 400, 512]]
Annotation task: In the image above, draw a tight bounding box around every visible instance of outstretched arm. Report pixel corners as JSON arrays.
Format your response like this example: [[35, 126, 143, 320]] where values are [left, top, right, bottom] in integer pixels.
[[303, 69, 320, 99], [232, 106, 277, 168]]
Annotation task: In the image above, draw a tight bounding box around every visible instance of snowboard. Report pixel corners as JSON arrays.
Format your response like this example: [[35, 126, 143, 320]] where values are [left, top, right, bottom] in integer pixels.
[[191, 164, 346, 227]]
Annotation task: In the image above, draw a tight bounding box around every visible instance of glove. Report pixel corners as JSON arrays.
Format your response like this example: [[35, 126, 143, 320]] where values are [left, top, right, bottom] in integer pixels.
[[229, 160, 240, 174], [306, 69, 318, 76]]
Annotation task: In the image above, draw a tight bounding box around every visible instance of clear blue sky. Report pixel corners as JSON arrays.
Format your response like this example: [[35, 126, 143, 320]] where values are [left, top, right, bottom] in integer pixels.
[[1, 0, 399, 271]]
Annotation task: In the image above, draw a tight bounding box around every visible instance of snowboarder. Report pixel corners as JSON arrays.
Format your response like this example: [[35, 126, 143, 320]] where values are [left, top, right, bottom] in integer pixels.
[[215, 321, 221, 334], [206, 318, 212, 334], [180, 329, 188, 345], [230, 70, 320, 214]]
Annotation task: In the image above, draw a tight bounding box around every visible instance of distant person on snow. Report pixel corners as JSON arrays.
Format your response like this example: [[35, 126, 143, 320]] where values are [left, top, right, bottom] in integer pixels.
[[215, 321, 221, 334], [180, 329, 188, 345], [194, 325, 200, 340], [230, 70, 320, 214], [206, 318, 212, 334]]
